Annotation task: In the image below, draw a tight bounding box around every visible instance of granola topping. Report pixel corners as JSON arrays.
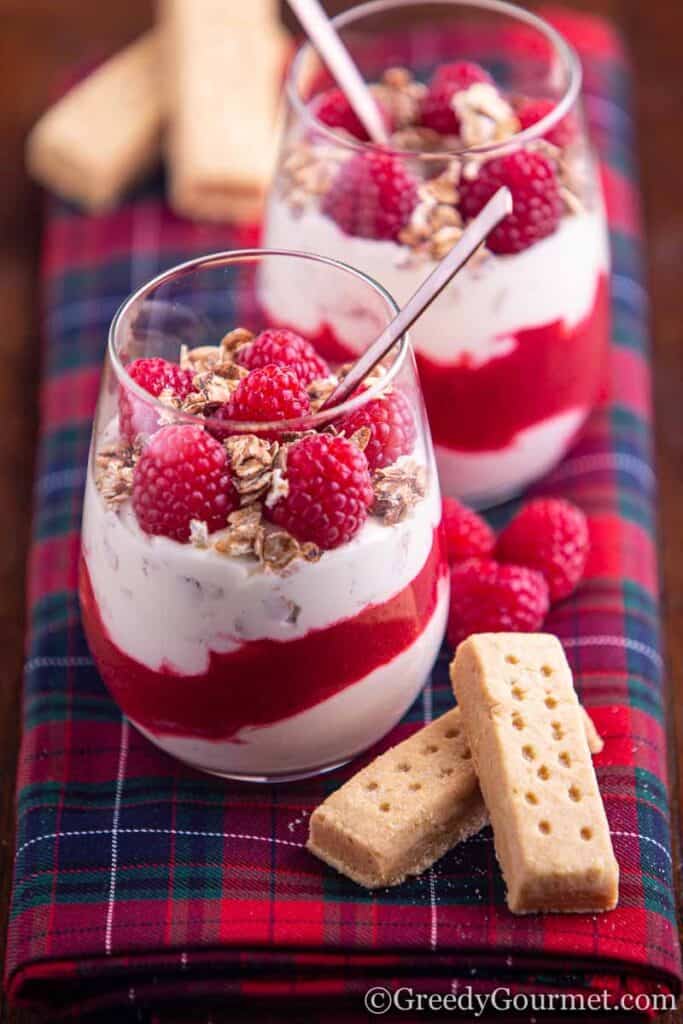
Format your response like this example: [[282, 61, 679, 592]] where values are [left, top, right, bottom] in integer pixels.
[[225, 434, 280, 506], [95, 441, 140, 508], [452, 83, 520, 148], [213, 505, 321, 571], [371, 67, 427, 131], [372, 459, 428, 525]]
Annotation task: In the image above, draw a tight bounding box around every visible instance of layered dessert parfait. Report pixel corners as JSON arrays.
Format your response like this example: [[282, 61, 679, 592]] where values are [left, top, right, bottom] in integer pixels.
[[80, 309, 448, 781], [263, 4, 610, 505]]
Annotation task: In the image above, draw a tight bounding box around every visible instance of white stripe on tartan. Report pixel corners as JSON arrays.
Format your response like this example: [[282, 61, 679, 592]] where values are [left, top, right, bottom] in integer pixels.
[[562, 635, 662, 669], [25, 656, 94, 673], [421, 680, 439, 953], [546, 452, 655, 489], [611, 831, 672, 865], [105, 718, 129, 955], [17, 827, 306, 859]]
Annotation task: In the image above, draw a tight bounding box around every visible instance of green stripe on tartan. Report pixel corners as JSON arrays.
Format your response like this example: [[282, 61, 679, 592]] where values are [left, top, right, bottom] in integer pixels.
[[614, 490, 655, 532], [39, 422, 92, 466], [18, 777, 179, 812], [12, 867, 195, 910], [622, 579, 661, 619], [35, 495, 84, 542], [609, 405, 652, 443], [30, 591, 80, 636], [641, 868, 677, 919], [626, 676, 664, 722], [24, 693, 120, 728], [634, 767, 671, 817]]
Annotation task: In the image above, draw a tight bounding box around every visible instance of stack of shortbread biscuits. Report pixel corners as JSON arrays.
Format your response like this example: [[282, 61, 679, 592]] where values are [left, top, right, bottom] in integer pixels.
[[26, 0, 287, 223], [308, 633, 619, 915]]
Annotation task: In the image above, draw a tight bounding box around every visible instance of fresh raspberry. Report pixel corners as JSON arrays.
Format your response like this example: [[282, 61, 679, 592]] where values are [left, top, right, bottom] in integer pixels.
[[447, 558, 549, 648], [496, 498, 589, 602], [236, 329, 330, 387], [458, 149, 563, 254], [420, 61, 493, 135], [442, 498, 495, 564], [322, 149, 418, 241], [220, 364, 311, 429], [267, 433, 373, 550], [517, 97, 577, 149], [119, 357, 194, 441], [315, 86, 390, 141], [132, 425, 237, 542], [337, 390, 416, 470]]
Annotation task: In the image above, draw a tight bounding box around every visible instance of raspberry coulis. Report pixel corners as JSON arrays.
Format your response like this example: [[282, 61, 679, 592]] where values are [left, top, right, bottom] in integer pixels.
[[78, 533, 445, 742], [291, 272, 609, 453]]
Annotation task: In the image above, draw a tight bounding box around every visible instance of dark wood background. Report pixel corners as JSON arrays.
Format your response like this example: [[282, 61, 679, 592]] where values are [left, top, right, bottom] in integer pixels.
[[0, 1, 680, 1021]]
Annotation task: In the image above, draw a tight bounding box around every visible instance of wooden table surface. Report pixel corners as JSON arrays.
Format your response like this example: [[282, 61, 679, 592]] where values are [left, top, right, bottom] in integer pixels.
[[0, 1, 680, 1020]]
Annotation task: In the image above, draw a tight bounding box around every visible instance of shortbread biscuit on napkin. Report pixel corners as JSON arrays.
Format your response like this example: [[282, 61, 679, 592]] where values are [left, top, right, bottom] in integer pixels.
[[27, 31, 163, 211], [451, 633, 619, 914], [308, 703, 602, 889], [161, 0, 288, 223], [308, 707, 488, 889]]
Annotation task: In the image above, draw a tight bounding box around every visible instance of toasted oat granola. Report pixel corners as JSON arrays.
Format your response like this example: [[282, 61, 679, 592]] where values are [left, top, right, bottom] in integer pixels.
[[95, 441, 140, 508], [452, 83, 520, 148], [372, 459, 428, 525], [213, 505, 320, 571], [224, 434, 281, 506]]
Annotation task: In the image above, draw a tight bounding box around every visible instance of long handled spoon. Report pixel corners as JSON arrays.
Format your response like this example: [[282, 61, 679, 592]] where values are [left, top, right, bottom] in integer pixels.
[[320, 187, 513, 410], [287, 0, 389, 145]]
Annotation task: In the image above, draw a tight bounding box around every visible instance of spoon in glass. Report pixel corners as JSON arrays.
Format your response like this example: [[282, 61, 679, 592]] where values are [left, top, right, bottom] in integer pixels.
[[287, 0, 389, 145], [320, 186, 513, 411]]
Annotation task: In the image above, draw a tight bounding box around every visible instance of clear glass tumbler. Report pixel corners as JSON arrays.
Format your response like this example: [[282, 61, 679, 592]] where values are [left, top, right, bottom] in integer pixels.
[[263, 0, 610, 506], [79, 250, 448, 782]]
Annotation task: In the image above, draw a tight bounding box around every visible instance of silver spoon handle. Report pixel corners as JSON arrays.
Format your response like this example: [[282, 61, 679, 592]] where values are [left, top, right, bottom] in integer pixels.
[[287, 0, 389, 145], [321, 186, 513, 410]]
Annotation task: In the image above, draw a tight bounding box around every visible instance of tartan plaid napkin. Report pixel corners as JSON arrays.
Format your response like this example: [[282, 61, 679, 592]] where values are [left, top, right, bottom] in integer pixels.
[[6, 8, 682, 1019]]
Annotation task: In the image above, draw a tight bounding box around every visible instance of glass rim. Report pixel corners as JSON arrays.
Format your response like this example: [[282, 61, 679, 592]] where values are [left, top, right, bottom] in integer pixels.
[[286, 0, 583, 160], [108, 247, 409, 433]]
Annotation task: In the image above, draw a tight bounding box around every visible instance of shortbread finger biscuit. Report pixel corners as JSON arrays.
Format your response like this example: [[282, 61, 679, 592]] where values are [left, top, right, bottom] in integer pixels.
[[26, 31, 163, 211], [307, 704, 602, 889], [308, 708, 487, 889], [161, 0, 288, 223], [451, 634, 619, 914]]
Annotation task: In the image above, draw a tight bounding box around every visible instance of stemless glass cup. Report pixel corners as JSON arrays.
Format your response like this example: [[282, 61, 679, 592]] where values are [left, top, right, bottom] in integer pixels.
[[79, 249, 448, 783], [263, 0, 610, 507]]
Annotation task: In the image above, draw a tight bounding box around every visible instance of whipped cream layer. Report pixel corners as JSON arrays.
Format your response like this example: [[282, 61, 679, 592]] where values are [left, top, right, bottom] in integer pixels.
[[262, 197, 610, 364], [82, 451, 442, 678], [135, 575, 449, 778]]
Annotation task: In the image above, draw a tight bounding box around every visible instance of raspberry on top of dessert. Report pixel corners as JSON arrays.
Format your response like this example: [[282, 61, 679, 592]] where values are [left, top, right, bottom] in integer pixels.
[[96, 326, 427, 566], [282, 60, 588, 260]]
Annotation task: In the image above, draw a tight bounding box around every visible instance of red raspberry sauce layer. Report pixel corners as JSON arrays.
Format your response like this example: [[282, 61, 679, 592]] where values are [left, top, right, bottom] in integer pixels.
[[289, 272, 609, 453], [79, 532, 445, 741]]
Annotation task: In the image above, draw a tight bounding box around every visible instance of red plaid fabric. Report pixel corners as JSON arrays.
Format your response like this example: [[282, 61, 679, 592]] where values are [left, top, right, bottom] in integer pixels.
[[5, 9, 681, 1020]]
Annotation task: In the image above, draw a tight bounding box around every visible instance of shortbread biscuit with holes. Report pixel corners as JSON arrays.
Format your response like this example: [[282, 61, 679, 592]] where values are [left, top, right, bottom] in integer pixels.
[[308, 707, 487, 888], [307, 702, 602, 889], [450, 633, 619, 914], [26, 31, 163, 211], [161, 0, 288, 223]]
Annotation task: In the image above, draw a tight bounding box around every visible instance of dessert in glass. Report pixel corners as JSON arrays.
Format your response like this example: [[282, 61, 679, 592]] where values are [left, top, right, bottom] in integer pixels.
[[79, 250, 448, 782], [262, 0, 610, 506]]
